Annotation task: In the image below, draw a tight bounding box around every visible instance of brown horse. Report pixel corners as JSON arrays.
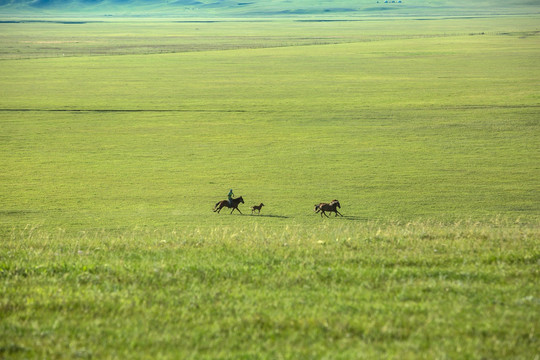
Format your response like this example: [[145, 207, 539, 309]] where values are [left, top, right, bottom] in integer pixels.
[[314, 200, 343, 218], [213, 196, 244, 214], [251, 203, 264, 214]]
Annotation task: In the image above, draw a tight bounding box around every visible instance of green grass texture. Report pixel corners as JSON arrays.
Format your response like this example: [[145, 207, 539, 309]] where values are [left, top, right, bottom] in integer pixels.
[[1, 19, 538, 230], [1, 17, 539, 359]]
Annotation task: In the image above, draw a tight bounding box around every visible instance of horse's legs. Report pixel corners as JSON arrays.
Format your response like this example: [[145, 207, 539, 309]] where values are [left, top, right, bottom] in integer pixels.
[[231, 207, 242, 215], [321, 210, 329, 218], [336, 210, 343, 217]]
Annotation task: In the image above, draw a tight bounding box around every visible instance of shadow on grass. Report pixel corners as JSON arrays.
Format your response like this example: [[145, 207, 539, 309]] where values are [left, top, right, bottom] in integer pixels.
[[312, 215, 368, 221], [343, 215, 369, 221], [249, 214, 290, 219]]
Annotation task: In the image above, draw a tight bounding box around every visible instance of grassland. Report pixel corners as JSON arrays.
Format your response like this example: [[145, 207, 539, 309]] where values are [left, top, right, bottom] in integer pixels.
[[1, 16, 539, 359], [2, 221, 539, 359]]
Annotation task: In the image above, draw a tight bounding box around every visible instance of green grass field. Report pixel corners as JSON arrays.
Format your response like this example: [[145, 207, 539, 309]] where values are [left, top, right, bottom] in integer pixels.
[[1, 15, 539, 359]]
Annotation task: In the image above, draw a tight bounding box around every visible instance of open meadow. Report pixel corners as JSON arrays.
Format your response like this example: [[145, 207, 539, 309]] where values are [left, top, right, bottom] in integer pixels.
[[1, 15, 539, 359]]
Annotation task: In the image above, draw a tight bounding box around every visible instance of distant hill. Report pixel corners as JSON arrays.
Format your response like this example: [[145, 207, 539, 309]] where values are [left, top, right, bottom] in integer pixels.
[[0, 0, 538, 17]]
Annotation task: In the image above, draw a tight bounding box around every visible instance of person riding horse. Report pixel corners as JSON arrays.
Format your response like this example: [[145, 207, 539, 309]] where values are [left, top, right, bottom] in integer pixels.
[[214, 192, 244, 214], [227, 189, 234, 206]]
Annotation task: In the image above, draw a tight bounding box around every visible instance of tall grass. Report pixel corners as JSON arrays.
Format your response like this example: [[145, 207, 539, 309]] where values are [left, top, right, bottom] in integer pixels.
[[2, 220, 538, 359]]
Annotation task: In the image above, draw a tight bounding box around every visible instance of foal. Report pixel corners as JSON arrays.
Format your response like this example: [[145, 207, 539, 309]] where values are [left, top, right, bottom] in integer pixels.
[[251, 203, 264, 214]]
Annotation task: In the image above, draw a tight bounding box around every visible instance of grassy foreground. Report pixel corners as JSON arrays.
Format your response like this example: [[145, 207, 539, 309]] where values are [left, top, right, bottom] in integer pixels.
[[1, 17, 539, 359], [2, 221, 539, 359]]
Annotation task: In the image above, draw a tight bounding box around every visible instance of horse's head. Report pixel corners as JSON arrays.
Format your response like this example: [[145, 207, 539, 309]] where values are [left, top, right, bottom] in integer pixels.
[[332, 200, 341, 208], [239, 196, 244, 204]]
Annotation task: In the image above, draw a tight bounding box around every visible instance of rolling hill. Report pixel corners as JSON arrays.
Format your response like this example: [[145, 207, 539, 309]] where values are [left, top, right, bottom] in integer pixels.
[[0, 0, 538, 17]]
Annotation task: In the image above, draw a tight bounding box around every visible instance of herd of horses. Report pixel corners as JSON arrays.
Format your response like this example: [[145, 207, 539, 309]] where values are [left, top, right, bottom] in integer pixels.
[[213, 196, 343, 218]]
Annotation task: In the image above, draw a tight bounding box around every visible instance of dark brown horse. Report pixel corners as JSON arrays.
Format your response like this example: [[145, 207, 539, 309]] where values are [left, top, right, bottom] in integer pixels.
[[314, 199, 343, 218], [251, 203, 264, 214], [213, 196, 244, 214]]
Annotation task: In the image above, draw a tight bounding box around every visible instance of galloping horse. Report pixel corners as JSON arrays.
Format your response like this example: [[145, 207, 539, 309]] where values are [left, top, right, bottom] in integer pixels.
[[314, 199, 343, 218], [213, 196, 244, 214]]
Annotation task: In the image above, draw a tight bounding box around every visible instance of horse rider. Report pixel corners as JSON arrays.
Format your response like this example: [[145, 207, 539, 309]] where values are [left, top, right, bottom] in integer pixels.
[[227, 189, 234, 206]]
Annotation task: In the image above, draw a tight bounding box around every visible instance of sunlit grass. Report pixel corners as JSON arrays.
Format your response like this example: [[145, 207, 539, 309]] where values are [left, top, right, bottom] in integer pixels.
[[2, 220, 538, 359], [0, 16, 539, 359]]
